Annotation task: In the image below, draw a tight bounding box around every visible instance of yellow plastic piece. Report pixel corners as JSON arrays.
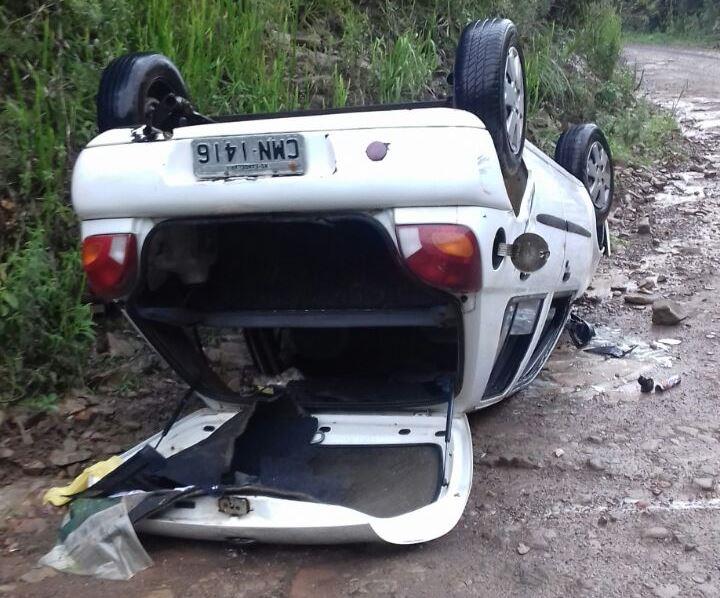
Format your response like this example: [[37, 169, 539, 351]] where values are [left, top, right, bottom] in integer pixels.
[[43, 455, 124, 506]]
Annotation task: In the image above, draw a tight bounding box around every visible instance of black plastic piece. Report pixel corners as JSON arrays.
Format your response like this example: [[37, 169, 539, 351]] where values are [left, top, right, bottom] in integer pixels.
[[566, 312, 596, 348], [537, 213, 592, 238], [638, 375, 654, 393]]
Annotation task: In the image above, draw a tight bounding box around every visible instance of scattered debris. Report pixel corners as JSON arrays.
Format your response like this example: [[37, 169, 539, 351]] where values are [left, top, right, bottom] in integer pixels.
[[639, 276, 658, 290], [638, 373, 681, 393], [652, 299, 687, 326], [587, 458, 606, 472], [624, 293, 657, 305], [553, 448, 565, 458], [566, 313, 595, 348], [638, 376, 655, 393], [584, 343, 637, 358], [693, 477, 714, 491], [655, 374, 681, 392], [642, 526, 671, 540], [517, 543, 530, 555], [637, 216, 652, 235], [657, 338, 682, 346]]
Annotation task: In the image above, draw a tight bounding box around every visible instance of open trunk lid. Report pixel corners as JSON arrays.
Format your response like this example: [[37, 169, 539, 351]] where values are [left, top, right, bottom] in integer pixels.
[[125, 407, 472, 545]]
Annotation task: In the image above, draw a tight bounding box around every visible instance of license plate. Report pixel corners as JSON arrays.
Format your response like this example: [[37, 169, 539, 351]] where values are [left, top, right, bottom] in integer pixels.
[[191, 134, 305, 179]]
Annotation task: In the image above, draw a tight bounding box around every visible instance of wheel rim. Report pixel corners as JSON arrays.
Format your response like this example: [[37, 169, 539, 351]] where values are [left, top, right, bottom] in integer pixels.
[[586, 141, 612, 211], [504, 46, 524, 155]]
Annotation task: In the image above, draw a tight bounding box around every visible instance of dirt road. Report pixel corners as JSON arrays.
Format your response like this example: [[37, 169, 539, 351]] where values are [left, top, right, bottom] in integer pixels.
[[3, 44, 720, 597]]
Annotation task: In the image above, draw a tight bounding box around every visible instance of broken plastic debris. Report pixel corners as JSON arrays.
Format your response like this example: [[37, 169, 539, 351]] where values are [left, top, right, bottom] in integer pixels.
[[637, 374, 681, 393], [566, 313, 595, 348], [43, 456, 123, 507], [638, 376, 655, 393], [654, 374, 681, 392], [253, 367, 304, 388], [584, 343, 637, 358]]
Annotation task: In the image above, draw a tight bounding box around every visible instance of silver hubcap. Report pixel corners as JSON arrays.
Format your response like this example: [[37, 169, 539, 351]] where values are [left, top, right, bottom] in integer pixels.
[[504, 46, 524, 154], [586, 141, 612, 211]]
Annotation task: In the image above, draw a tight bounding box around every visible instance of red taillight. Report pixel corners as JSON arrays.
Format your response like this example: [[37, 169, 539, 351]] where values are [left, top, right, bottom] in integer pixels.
[[396, 224, 481, 292], [81, 234, 137, 299]]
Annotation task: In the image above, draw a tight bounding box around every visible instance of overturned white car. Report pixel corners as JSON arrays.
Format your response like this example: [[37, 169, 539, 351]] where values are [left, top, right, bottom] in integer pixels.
[[72, 19, 613, 545]]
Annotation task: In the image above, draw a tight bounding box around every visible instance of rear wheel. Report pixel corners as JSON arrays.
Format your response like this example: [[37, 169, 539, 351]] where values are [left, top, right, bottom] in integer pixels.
[[555, 124, 615, 226], [454, 18, 526, 177], [97, 52, 189, 132]]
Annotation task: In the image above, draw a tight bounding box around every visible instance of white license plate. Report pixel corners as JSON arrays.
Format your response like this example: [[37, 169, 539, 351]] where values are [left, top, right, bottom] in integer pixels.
[[191, 134, 305, 179]]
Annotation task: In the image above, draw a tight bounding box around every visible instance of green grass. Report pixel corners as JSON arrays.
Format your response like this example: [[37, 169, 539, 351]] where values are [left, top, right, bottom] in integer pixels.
[[0, 227, 94, 405], [0, 0, 687, 407], [371, 32, 438, 103]]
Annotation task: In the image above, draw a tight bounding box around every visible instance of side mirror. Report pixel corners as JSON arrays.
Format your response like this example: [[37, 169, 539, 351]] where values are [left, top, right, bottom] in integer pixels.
[[496, 232, 550, 273]]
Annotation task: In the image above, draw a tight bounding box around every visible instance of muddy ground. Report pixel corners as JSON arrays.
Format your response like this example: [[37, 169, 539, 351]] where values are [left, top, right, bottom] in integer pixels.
[[2, 44, 720, 597]]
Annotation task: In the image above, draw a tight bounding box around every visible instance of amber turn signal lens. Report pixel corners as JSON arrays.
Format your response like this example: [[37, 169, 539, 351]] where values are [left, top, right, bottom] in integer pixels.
[[430, 230, 475, 258]]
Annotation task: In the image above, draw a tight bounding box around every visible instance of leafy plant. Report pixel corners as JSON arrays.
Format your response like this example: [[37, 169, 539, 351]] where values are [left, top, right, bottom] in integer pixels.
[[0, 227, 94, 404]]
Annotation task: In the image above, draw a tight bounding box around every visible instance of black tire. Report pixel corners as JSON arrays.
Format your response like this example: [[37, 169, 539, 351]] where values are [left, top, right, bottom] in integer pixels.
[[97, 52, 188, 132], [555, 124, 615, 225], [454, 18, 527, 177]]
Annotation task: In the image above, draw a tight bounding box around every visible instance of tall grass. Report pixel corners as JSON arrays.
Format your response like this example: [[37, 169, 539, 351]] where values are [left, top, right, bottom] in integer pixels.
[[0, 227, 94, 405], [576, 3, 623, 79], [371, 32, 438, 103], [523, 24, 572, 118]]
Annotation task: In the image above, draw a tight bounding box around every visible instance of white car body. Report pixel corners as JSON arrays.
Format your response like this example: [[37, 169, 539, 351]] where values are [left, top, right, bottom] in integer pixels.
[[73, 106, 602, 544]]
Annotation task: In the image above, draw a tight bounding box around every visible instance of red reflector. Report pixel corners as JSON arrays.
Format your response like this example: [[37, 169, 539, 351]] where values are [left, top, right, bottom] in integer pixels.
[[81, 234, 137, 299], [396, 224, 481, 292]]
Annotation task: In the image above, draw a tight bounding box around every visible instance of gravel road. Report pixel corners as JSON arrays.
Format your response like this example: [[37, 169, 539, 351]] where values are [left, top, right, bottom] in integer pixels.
[[2, 44, 720, 598]]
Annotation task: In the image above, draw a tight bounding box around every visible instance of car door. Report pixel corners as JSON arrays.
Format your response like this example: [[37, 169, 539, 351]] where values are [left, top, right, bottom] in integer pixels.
[[521, 143, 568, 291]]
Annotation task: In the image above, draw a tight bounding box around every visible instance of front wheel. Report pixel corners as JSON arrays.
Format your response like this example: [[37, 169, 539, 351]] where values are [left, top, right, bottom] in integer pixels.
[[555, 124, 615, 226]]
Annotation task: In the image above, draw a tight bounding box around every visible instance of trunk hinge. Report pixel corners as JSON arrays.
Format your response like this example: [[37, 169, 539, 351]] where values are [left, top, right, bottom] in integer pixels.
[[441, 392, 454, 486], [133, 93, 214, 142], [155, 386, 195, 449]]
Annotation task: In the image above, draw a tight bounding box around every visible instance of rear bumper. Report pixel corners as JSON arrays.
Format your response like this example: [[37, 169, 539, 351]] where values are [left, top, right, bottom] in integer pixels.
[[72, 110, 512, 220]]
